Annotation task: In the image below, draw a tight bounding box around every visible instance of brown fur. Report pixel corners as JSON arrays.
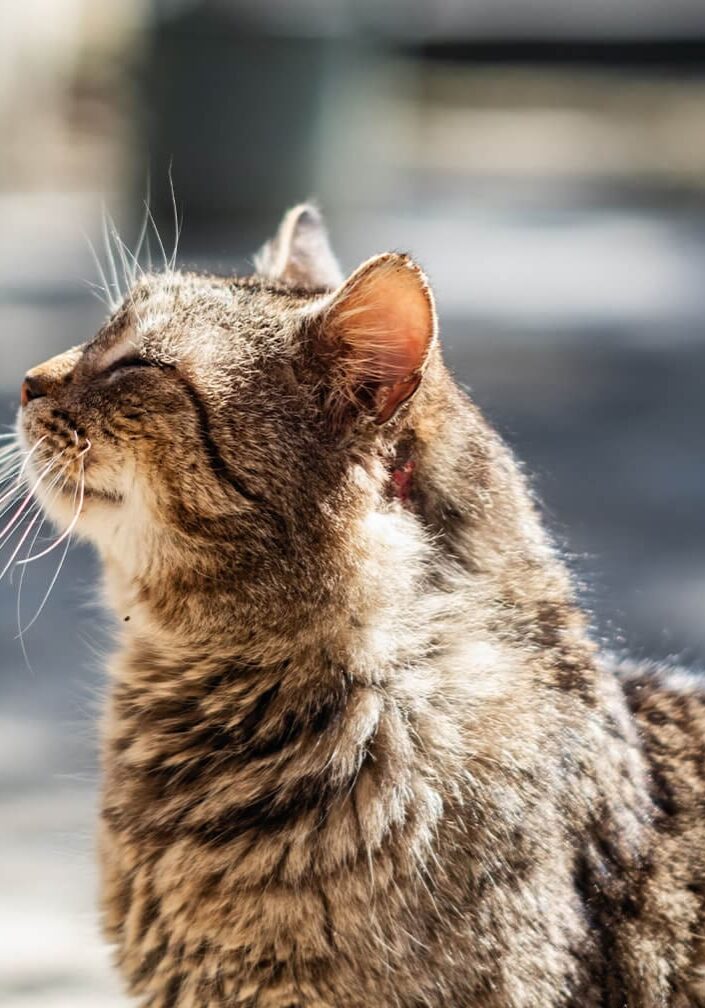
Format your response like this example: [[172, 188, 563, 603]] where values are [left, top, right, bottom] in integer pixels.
[[16, 204, 705, 1006]]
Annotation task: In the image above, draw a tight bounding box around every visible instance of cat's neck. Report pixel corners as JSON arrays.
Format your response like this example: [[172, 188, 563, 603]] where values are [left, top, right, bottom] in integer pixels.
[[102, 368, 591, 680], [104, 497, 441, 667]]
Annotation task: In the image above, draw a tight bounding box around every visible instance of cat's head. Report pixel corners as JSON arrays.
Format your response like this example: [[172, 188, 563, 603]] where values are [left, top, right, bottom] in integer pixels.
[[17, 205, 440, 598]]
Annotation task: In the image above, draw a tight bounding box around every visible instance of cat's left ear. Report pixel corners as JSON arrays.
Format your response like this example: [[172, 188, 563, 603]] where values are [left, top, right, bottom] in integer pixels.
[[255, 203, 343, 290], [314, 252, 438, 426]]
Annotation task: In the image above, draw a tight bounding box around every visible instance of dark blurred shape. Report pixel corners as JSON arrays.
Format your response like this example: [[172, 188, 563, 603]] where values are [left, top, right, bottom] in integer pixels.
[[143, 7, 339, 239]]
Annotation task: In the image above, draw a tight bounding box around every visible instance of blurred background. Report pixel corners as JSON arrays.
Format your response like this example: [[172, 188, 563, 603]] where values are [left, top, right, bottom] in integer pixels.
[[2, 1, 705, 1004]]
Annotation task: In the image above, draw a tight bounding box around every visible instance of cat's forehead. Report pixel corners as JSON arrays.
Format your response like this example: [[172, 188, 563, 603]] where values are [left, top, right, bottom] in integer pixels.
[[93, 269, 321, 363]]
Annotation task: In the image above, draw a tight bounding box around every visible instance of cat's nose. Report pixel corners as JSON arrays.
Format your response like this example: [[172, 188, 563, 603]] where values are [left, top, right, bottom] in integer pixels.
[[21, 373, 49, 407]]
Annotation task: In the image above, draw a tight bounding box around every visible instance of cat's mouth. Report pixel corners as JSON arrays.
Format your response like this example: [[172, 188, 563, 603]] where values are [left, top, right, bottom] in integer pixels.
[[59, 477, 123, 505]]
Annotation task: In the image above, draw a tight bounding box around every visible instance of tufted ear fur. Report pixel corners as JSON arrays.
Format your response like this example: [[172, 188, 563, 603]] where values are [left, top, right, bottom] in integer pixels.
[[317, 252, 437, 426], [255, 203, 343, 290]]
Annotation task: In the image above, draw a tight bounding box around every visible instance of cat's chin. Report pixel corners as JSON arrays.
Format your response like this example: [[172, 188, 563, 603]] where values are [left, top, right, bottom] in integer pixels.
[[63, 478, 124, 506], [33, 477, 123, 538]]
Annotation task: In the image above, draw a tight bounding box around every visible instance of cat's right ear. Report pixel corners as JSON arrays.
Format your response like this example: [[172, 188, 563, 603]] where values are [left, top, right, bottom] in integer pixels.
[[254, 203, 343, 290]]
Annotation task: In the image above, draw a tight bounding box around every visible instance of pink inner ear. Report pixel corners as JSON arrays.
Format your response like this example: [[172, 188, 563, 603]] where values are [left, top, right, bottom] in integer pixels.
[[330, 256, 435, 387]]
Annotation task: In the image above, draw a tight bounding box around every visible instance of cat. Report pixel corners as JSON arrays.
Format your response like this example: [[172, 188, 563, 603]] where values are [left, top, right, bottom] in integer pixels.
[[13, 203, 705, 1007]]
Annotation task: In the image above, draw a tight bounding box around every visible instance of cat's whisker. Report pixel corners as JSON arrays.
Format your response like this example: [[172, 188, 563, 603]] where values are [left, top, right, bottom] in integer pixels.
[[11, 461, 71, 590], [168, 165, 182, 272], [0, 436, 49, 511], [145, 202, 169, 273], [107, 212, 132, 295], [0, 442, 23, 466], [18, 456, 85, 566], [0, 448, 64, 546], [82, 231, 117, 313], [142, 201, 154, 274], [116, 211, 146, 289], [110, 226, 144, 326], [133, 180, 152, 279], [0, 482, 29, 523], [0, 457, 28, 491], [101, 203, 122, 306], [0, 464, 35, 510], [0, 470, 22, 492], [0, 456, 23, 482], [0, 504, 45, 581], [0, 448, 22, 464], [16, 466, 75, 651]]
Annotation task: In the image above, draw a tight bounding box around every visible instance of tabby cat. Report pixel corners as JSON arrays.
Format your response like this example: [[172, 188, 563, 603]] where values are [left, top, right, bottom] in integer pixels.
[[15, 204, 705, 1007]]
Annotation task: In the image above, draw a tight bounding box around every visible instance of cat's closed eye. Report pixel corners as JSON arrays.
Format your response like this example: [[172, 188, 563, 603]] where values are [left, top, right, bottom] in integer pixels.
[[104, 356, 158, 377]]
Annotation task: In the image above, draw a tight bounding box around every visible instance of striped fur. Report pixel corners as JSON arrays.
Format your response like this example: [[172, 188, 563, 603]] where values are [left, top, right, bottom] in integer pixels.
[[17, 207, 705, 1006]]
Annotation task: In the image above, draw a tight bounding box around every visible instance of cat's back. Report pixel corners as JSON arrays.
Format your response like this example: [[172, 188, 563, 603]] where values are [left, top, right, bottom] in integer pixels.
[[611, 657, 705, 1003], [617, 657, 705, 819]]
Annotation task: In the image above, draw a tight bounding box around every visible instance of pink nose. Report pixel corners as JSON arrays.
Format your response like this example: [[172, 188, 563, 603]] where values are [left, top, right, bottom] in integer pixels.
[[21, 374, 48, 407]]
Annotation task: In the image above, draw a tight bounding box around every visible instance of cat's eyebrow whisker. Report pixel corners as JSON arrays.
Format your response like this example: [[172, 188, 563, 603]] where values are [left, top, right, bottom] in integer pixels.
[[101, 203, 122, 307], [83, 279, 112, 309], [82, 231, 118, 313], [133, 180, 152, 279], [168, 165, 182, 272], [113, 213, 146, 289], [110, 226, 145, 326], [145, 202, 169, 273], [106, 211, 133, 299], [142, 201, 154, 274]]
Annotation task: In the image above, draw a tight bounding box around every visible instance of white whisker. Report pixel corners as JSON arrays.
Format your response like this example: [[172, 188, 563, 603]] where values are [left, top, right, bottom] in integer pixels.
[[82, 231, 117, 313], [16, 467, 74, 646], [133, 180, 151, 277], [12, 462, 69, 590], [145, 202, 169, 272], [0, 482, 28, 522], [168, 165, 181, 272], [0, 457, 23, 481], [0, 447, 23, 470], [0, 448, 63, 545], [18, 457, 85, 566], [143, 202, 154, 273], [107, 211, 132, 297], [101, 203, 121, 305], [110, 223, 143, 325], [0, 436, 48, 509], [0, 506, 44, 581]]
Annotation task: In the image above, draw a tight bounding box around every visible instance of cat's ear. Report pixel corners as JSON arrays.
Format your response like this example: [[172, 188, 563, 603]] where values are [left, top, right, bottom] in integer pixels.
[[316, 252, 437, 426], [254, 203, 343, 290]]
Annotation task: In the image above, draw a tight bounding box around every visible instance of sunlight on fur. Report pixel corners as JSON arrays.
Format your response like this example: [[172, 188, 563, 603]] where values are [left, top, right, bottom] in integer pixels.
[[2, 202, 705, 1007]]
